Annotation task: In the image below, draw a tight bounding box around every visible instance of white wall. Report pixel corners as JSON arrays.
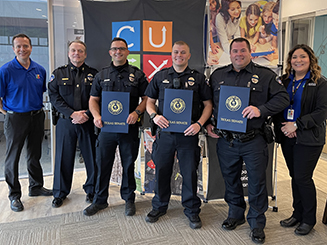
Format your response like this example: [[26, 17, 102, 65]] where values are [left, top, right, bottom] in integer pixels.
[[281, 0, 327, 18]]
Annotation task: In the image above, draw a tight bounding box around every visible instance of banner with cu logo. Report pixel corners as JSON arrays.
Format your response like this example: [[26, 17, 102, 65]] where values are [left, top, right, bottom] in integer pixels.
[[81, 0, 206, 77]]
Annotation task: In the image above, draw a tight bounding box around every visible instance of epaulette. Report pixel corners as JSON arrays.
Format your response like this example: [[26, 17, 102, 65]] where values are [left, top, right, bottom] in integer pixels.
[[100, 66, 111, 71], [190, 69, 200, 74], [57, 64, 68, 69], [253, 62, 274, 71], [212, 64, 230, 72], [160, 67, 170, 72]]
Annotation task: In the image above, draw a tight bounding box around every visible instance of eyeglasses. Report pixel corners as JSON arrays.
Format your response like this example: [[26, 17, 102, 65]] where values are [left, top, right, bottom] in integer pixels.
[[110, 47, 127, 51]]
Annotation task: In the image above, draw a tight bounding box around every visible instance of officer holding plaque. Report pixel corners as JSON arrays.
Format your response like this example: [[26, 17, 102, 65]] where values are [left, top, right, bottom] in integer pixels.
[[84, 37, 147, 217], [206, 38, 289, 244], [144, 41, 212, 229]]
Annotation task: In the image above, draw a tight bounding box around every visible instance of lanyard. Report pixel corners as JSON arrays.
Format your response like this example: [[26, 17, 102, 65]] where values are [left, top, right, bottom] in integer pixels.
[[290, 77, 305, 108]]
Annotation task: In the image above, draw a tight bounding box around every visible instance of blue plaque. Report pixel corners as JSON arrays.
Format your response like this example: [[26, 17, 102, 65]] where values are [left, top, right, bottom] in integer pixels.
[[217, 85, 250, 133], [162, 89, 193, 133], [101, 91, 130, 133]]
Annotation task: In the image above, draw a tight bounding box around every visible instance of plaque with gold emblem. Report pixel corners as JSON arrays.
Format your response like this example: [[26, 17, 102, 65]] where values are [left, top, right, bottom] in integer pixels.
[[101, 91, 130, 133], [217, 85, 250, 133], [162, 89, 193, 133]]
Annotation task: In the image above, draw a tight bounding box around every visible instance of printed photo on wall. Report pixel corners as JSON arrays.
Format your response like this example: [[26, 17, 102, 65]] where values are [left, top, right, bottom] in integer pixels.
[[207, 0, 280, 68]]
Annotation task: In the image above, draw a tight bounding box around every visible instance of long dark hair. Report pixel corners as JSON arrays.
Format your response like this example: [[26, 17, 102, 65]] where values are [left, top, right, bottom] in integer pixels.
[[219, 0, 241, 25], [285, 44, 321, 84]]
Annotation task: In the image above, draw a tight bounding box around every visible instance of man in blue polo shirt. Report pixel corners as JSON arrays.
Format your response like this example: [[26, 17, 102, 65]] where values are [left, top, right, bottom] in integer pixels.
[[0, 33, 52, 212]]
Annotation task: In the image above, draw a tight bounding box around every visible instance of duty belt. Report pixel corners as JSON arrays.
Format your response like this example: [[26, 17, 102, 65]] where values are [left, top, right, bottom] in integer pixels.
[[6, 108, 43, 116], [215, 128, 262, 143]]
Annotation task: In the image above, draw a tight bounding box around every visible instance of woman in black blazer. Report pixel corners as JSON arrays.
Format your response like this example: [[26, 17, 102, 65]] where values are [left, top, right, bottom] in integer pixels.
[[274, 44, 327, 235]]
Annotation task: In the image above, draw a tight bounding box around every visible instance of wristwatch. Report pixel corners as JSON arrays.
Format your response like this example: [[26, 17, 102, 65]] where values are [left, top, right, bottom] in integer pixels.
[[135, 109, 141, 116], [150, 112, 157, 120], [294, 122, 298, 129]]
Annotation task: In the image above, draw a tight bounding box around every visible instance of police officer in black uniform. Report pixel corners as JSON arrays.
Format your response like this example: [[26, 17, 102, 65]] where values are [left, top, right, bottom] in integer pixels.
[[206, 38, 289, 243], [48, 40, 98, 208], [83, 37, 148, 216], [145, 41, 212, 229]]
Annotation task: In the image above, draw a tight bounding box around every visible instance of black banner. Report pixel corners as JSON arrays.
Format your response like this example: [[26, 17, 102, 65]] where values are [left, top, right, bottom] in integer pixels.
[[81, 0, 206, 73], [206, 136, 274, 200]]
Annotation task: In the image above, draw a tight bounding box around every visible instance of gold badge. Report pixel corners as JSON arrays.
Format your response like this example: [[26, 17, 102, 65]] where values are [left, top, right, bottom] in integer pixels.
[[87, 73, 94, 81], [251, 75, 259, 84], [129, 73, 135, 82], [188, 77, 195, 86]]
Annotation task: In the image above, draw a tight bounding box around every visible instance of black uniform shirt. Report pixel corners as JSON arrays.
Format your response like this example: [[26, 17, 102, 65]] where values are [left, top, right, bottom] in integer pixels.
[[48, 62, 98, 118], [145, 66, 212, 122], [90, 62, 148, 112], [209, 61, 289, 131]]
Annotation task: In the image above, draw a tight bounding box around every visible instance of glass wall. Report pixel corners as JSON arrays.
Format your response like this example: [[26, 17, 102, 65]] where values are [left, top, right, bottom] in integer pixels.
[[0, 0, 51, 179]]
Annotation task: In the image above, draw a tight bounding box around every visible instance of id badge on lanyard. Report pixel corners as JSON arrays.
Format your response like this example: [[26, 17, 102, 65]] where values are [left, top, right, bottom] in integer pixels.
[[287, 109, 294, 120]]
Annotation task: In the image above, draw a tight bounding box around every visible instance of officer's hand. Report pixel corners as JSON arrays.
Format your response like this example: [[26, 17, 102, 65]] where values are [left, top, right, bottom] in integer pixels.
[[242, 106, 261, 119], [206, 124, 219, 138], [153, 115, 169, 129], [127, 111, 138, 125], [184, 123, 201, 136], [93, 116, 103, 128], [71, 110, 89, 124]]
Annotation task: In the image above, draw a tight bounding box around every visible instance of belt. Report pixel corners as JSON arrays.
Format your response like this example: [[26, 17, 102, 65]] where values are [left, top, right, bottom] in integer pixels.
[[6, 108, 43, 116], [217, 129, 262, 143]]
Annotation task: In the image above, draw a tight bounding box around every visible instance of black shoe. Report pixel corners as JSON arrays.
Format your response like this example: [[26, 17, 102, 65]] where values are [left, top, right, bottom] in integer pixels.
[[83, 203, 108, 216], [52, 197, 66, 208], [125, 202, 136, 216], [145, 209, 167, 223], [85, 193, 94, 203], [294, 223, 314, 235], [29, 187, 53, 197], [188, 214, 202, 229], [280, 216, 299, 227], [222, 217, 245, 230], [250, 228, 265, 244], [10, 198, 24, 212]]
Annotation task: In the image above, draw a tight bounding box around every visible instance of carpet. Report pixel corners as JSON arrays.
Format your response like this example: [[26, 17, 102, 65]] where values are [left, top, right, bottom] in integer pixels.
[[0, 180, 326, 245]]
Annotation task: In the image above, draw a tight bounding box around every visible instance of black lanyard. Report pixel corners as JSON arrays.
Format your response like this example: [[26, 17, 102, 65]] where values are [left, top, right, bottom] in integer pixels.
[[290, 77, 305, 108]]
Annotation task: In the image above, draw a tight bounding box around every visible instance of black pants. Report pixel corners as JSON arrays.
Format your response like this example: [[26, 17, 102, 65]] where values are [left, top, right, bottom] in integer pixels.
[[4, 110, 45, 200], [53, 118, 96, 198], [151, 132, 201, 218], [281, 136, 323, 225], [93, 126, 139, 204], [217, 134, 268, 229]]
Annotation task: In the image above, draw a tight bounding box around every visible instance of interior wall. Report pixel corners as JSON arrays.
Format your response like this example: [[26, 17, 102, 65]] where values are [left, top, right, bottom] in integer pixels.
[[281, 0, 327, 18]]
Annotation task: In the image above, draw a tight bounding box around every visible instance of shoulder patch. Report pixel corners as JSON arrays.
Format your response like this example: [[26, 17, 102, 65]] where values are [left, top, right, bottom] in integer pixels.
[[275, 76, 283, 85], [50, 74, 55, 82]]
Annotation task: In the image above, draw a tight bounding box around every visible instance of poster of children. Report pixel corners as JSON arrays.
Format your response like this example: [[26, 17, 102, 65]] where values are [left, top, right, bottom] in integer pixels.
[[207, 0, 280, 67]]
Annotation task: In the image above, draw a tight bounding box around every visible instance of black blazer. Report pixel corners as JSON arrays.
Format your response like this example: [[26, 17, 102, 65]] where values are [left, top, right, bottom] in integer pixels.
[[274, 74, 327, 146]]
